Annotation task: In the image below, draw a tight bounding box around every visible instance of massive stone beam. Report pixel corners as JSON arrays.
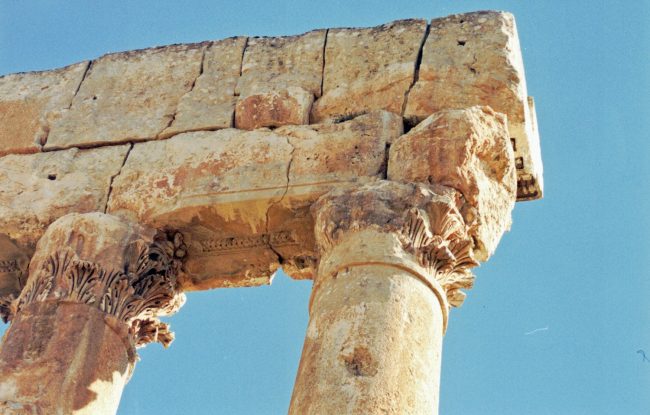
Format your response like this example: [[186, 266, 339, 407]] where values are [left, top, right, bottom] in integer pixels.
[[0, 10, 543, 414]]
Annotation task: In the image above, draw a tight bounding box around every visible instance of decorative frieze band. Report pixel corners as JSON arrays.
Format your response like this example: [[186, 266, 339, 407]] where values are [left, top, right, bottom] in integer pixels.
[[197, 230, 297, 255]]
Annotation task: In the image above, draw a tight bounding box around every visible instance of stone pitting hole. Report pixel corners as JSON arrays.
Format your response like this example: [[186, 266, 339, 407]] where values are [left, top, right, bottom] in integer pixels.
[[457, 40, 466, 46], [342, 346, 378, 377], [47, 174, 57, 181]]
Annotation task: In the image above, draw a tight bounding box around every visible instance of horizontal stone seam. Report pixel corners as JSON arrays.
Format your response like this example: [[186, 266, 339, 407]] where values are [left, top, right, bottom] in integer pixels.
[[104, 142, 134, 214]]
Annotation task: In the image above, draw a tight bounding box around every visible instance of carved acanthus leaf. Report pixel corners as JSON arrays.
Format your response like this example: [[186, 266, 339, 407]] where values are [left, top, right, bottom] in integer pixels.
[[402, 206, 479, 308], [0, 293, 16, 324], [15, 230, 187, 348], [131, 318, 175, 349]]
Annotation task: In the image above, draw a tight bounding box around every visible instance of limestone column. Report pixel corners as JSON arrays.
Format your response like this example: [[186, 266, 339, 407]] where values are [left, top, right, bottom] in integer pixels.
[[0, 212, 186, 415], [289, 181, 478, 415]]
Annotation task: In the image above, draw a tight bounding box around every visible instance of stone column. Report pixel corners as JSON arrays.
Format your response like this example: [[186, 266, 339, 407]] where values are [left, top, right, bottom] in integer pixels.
[[289, 181, 478, 415], [0, 212, 186, 415]]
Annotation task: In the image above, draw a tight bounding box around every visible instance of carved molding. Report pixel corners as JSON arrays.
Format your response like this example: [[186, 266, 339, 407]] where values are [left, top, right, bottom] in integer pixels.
[[196, 230, 297, 255], [13, 230, 187, 348], [401, 205, 479, 308]]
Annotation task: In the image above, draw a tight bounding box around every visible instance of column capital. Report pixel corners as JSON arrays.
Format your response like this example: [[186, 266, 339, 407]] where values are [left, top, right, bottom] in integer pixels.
[[5, 213, 187, 349], [312, 181, 479, 312]]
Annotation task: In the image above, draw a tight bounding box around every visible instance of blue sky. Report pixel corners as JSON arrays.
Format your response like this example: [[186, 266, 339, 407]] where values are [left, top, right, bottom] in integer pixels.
[[1, 1, 649, 414]]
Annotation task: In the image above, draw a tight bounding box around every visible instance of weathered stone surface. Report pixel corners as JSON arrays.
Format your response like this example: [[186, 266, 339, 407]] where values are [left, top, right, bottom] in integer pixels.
[[236, 31, 325, 98], [403, 11, 542, 200], [0, 302, 133, 415], [311, 19, 427, 122], [161, 37, 247, 137], [107, 112, 400, 287], [0, 145, 130, 249], [388, 106, 516, 261], [107, 128, 293, 289], [235, 31, 325, 129], [46, 44, 204, 149], [0, 235, 29, 319], [0, 212, 186, 413], [0, 62, 88, 156], [235, 86, 312, 130], [290, 181, 478, 414], [268, 110, 402, 279]]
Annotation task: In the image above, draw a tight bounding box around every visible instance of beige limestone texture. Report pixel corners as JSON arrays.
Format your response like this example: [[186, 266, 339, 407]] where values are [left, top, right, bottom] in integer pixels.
[[236, 31, 325, 98], [107, 128, 292, 289], [235, 86, 313, 130], [0, 302, 133, 415], [388, 106, 517, 261], [290, 181, 479, 414], [235, 31, 325, 129], [162, 37, 247, 136], [311, 19, 427, 122], [0, 62, 88, 156], [0, 212, 186, 414], [290, 259, 444, 415], [402, 11, 542, 200], [46, 44, 205, 149], [108, 112, 400, 288], [0, 145, 130, 250]]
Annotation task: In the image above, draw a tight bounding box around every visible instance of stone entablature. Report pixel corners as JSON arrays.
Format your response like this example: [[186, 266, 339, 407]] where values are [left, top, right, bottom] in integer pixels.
[[0, 11, 542, 297]]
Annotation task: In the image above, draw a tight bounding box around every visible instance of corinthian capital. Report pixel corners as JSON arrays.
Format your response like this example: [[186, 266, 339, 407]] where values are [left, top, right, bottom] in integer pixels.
[[10, 213, 187, 348], [312, 181, 479, 310]]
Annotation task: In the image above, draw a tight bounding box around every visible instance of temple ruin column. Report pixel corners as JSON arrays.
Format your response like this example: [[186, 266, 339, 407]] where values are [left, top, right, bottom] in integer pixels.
[[289, 181, 478, 415], [0, 212, 186, 415]]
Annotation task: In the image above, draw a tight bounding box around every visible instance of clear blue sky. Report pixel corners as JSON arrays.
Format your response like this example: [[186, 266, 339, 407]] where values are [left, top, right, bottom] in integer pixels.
[[1, 1, 649, 414]]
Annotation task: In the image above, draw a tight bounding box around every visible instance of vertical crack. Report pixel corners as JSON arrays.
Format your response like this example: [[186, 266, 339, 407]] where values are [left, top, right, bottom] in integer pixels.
[[401, 23, 430, 119], [265, 137, 295, 262], [238, 37, 249, 78], [40, 60, 93, 148], [104, 143, 134, 213], [157, 44, 208, 139], [319, 29, 329, 98], [231, 37, 249, 128], [69, 60, 93, 110]]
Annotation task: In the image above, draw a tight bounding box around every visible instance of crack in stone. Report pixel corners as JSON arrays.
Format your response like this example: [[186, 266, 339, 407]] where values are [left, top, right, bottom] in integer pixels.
[[40, 60, 93, 149], [265, 136, 295, 263], [401, 22, 430, 119], [319, 29, 329, 98], [231, 37, 249, 128], [104, 143, 133, 213], [157, 45, 208, 139], [69, 60, 92, 110]]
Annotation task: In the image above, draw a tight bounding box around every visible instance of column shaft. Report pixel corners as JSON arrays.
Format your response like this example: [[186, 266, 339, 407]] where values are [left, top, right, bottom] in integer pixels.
[[0, 302, 133, 414], [290, 260, 443, 414]]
